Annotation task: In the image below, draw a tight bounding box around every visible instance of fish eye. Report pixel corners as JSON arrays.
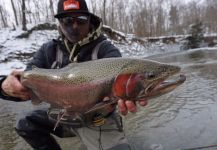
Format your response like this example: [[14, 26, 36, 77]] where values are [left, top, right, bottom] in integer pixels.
[[148, 72, 156, 79], [146, 72, 156, 79]]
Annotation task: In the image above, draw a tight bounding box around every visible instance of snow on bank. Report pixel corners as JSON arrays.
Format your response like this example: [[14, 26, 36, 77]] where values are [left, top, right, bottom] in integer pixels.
[[0, 28, 58, 75], [0, 28, 216, 75]]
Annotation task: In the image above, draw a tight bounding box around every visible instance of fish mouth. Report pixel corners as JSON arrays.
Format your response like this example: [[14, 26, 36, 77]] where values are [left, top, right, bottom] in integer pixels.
[[139, 74, 186, 99]]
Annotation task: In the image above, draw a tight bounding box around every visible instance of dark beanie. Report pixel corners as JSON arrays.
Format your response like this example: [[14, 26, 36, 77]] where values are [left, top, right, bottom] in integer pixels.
[[55, 0, 92, 18]]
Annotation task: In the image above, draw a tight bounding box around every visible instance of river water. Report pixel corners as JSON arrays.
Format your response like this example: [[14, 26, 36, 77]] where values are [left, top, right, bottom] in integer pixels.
[[1, 48, 217, 150]]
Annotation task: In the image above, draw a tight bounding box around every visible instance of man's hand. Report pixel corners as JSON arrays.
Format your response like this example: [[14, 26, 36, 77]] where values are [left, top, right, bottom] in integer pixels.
[[118, 99, 148, 116], [1, 70, 30, 100]]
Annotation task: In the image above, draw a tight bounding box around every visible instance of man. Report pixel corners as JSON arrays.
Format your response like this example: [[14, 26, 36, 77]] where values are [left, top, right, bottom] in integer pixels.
[[0, 0, 147, 149]]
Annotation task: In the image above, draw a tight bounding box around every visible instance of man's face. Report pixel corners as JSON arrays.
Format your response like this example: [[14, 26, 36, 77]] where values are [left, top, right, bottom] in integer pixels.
[[59, 13, 90, 44]]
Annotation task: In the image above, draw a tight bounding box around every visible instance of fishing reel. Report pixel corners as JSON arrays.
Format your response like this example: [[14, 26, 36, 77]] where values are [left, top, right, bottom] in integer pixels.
[[92, 112, 106, 127]]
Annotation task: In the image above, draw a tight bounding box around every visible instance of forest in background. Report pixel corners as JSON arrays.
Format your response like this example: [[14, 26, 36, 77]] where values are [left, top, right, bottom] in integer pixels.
[[0, 0, 216, 37]]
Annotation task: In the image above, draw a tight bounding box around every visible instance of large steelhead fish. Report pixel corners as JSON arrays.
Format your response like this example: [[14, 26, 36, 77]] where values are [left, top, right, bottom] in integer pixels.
[[21, 58, 186, 114]]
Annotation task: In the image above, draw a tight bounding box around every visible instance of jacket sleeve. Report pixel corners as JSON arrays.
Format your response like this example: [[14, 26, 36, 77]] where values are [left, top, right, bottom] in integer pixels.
[[98, 41, 122, 58], [25, 44, 48, 71]]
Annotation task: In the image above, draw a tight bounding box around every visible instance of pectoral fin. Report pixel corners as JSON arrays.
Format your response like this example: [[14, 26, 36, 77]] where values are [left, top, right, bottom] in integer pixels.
[[84, 99, 117, 115], [30, 91, 42, 105]]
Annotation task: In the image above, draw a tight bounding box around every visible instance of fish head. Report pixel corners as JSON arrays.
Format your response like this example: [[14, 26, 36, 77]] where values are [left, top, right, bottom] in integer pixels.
[[112, 60, 186, 100]]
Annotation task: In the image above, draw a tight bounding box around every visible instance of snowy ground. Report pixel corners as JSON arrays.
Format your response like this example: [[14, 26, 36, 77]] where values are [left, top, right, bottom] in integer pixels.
[[0, 27, 183, 75], [0, 28, 58, 74]]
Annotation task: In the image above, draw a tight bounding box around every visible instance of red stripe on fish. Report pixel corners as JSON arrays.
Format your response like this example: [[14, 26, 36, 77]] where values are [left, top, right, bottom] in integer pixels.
[[112, 74, 144, 99], [112, 74, 130, 98]]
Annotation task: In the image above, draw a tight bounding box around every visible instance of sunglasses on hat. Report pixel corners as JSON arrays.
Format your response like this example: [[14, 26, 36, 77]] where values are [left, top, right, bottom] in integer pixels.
[[59, 15, 89, 25]]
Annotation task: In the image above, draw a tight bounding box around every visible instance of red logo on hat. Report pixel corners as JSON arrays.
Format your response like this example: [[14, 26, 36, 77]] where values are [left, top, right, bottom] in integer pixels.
[[64, 0, 80, 10]]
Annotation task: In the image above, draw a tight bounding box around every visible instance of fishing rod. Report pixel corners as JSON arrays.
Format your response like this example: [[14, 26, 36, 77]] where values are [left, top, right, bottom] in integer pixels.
[[183, 144, 217, 150]]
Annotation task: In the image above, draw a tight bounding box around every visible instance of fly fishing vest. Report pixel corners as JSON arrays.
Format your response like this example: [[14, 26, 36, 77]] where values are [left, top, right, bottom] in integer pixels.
[[51, 40, 106, 69]]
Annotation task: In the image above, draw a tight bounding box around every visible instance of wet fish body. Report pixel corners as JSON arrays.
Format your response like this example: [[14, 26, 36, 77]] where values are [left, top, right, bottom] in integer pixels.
[[21, 58, 186, 113]]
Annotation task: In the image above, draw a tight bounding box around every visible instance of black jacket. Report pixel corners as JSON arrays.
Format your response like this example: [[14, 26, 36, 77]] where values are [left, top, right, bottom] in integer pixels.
[[0, 35, 121, 101]]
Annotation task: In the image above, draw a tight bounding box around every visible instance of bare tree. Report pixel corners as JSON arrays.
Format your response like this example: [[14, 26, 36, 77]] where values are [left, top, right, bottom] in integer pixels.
[[11, 0, 19, 26], [169, 5, 179, 34], [33, 1, 41, 22], [204, 0, 217, 32], [156, 1, 166, 36], [0, 0, 217, 37], [116, 1, 126, 32], [49, 0, 55, 22], [44, 1, 50, 22], [21, 0, 27, 30], [133, 3, 149, 37], [89, 0, 96, 14], [0, 5, 8, 28], [110, 0, 115, 28], [147, 2, 155, 37], [102, 0, 107, 25], [25, 0, 33, 24]]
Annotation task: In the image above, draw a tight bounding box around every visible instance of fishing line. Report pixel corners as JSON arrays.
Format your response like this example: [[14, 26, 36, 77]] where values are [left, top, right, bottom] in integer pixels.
[[98, 126, 104, 150]]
